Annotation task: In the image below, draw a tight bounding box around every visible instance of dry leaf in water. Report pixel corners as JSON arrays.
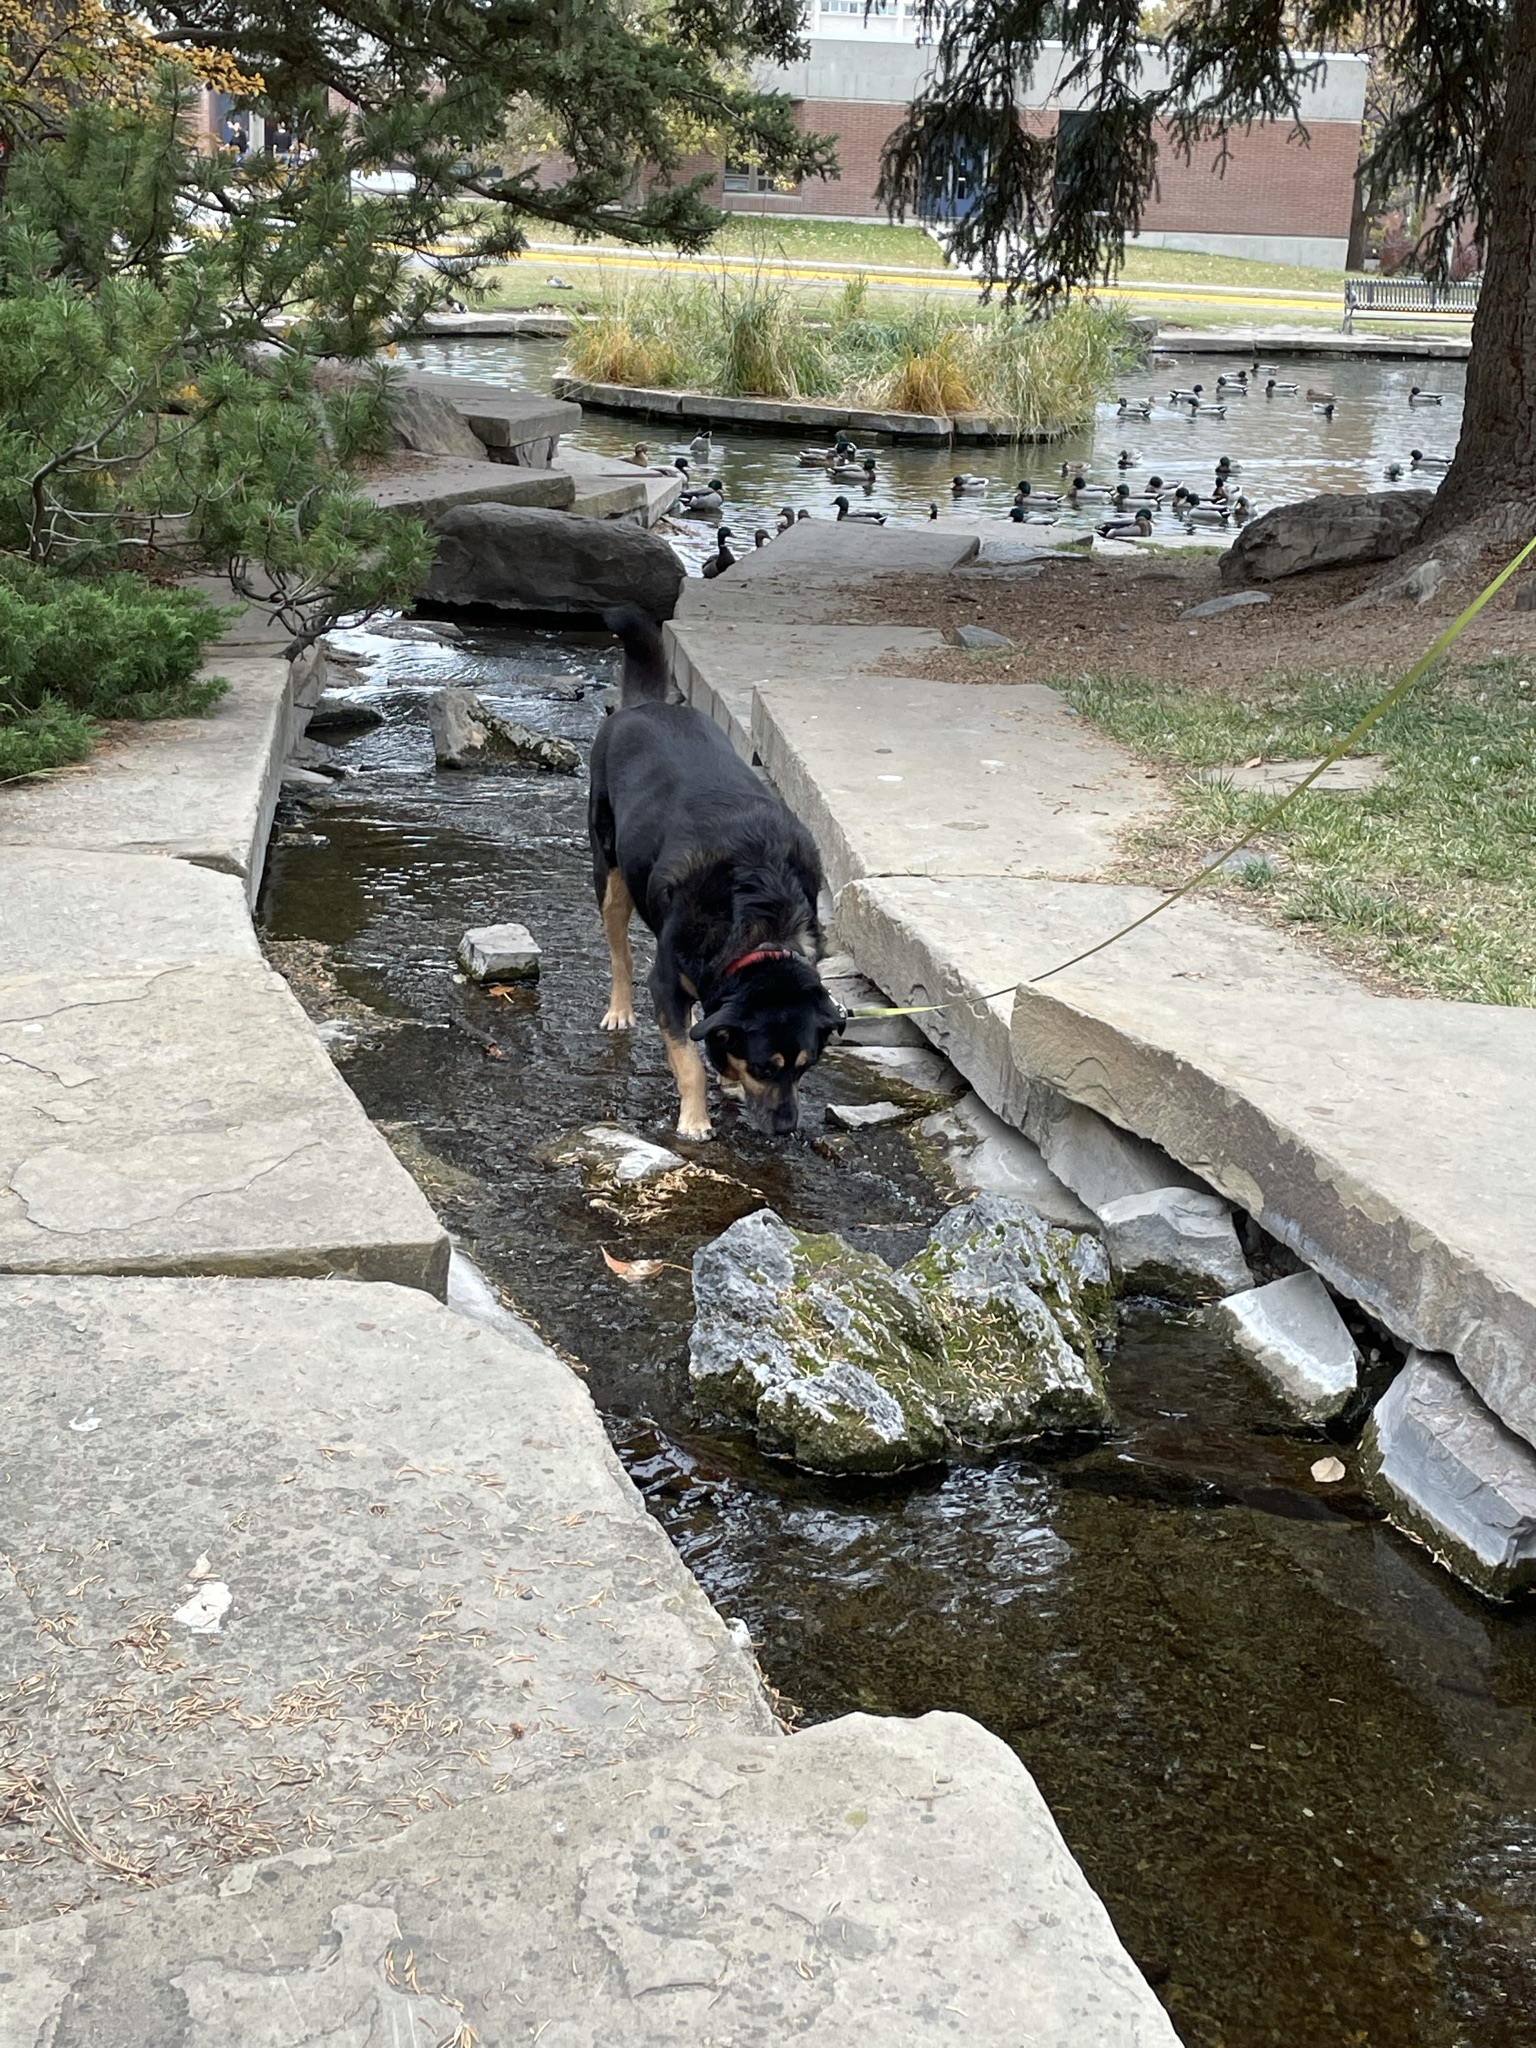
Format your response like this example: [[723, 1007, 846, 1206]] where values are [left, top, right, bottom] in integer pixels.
[[600, 1247, 687, 1284], [1310, 1455, 1347, 1484]]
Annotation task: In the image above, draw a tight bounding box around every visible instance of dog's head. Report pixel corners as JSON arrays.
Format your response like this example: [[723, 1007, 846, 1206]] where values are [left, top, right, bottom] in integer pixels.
[[691, 954, 844, 1136]]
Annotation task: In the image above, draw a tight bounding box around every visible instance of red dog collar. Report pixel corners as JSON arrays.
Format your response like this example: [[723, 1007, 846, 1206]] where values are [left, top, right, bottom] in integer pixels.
[[724, 945, 800, 976]]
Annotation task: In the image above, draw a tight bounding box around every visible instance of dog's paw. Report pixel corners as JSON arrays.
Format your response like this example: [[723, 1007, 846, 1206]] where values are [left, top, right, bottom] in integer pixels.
[[600, 1005, 634, 1030], [676, 1115, 714, 1141]]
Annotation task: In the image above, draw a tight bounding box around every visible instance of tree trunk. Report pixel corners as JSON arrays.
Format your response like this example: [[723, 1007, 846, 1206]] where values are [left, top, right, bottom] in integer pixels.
[[1422, 0, 1536, 539]]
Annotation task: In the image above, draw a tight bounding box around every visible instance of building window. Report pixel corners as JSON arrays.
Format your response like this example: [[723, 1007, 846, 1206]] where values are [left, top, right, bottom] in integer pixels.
[[722, 164, 800, 195]]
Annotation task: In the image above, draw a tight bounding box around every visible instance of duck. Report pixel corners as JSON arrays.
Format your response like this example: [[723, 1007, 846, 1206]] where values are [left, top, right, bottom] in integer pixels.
[[1410, 448, 1451, 470], [1117, 447, 1141, 468], [1014, 480, 1062, 507], [1409, 386, 1444, 405], [1305, 387, 1335, 404], [796, 508, 813, 520], [1232, 494, 1254, 523], [1384, 462, 1405, 481], [688, 430, 713, 460], [1214, 456, 1241, 475], [1097, 508, 1153, 539], [830, 460, 869, 483], [1116, 397, 1153, 419], [753, 529, 770, 549], [1009, 504, 1056, 524], [621, 443, 653, 467], [775, 505, 795, 534], [1312, 400, 1336, 419], [1253, 361, 1280, 375], [1180, 494, 1231, 527], [679, 476, 725, 517], [701, 527, 735, 578], [1191, 399, 1229, 420], [798, 447, 834, 467], [1264, 378, 1298, 395], [1170, 384, 1204, 405], [833, 494, 886, 523], [1067, 474, 1114, 502], [1110, 483, 1160, 512], [951, 473, 988, 493], [1216, 370, 1248, 390], [929, 502, 941, 520]]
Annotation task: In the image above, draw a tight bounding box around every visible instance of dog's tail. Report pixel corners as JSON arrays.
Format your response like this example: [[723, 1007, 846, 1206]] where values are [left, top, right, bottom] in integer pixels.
[[603, 605, 668, 707]]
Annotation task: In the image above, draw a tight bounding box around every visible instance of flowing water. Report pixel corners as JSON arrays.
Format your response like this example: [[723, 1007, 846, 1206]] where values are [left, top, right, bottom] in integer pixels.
[[259, 630, 1536, 2048]]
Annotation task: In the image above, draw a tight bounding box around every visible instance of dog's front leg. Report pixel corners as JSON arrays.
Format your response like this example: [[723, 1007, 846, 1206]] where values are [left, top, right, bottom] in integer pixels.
[[659, 1023, 712, 1139], [599, 870, 635, 1030]]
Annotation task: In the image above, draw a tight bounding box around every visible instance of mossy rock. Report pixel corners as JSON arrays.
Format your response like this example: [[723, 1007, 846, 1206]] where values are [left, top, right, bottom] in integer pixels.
[[689, 1194, 1113, 1474]]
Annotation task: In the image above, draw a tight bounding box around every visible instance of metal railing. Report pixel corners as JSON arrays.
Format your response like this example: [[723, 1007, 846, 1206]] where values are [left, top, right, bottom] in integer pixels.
[[1342, 274, 1481, 331]]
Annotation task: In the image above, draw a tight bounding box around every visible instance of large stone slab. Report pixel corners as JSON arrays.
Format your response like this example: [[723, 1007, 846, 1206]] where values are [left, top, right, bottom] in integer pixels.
[[0, 962, 448, 1287], [673, 522, 979, 628], [398, 372, 580, 457], [1362, 1349, 1536, 1598], [1004, 891, 1536, 1450], [421, 502, 686, 619], [0, 1710, 1179, 2045], [668, 620, 948, 756], [753, 675, 1166, 894], [554, 445, 684, 525], [0, 1274, 771, 1920], [359, 451, 576, 521], [0, 848, 259, 974], [0, 658, 293, 905]]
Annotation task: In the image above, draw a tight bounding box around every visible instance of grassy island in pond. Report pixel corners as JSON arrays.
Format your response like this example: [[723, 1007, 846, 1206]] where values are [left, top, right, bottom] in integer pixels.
[[565, 278, 1140, 434]]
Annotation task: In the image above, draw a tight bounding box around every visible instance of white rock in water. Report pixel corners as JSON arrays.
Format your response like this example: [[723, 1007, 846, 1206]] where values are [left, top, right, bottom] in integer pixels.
[[457, 923, 541, 981], [550, 1124, 684, 1186], [1215, 1270, 1359, 1421], [1097, 1186, 1253, 1299], [827, 1101, 908, 1129], [1023, 1088, 1206, 1215], [921, 1093, 1098, 1231], [1362, 1350, 1536, 1599]]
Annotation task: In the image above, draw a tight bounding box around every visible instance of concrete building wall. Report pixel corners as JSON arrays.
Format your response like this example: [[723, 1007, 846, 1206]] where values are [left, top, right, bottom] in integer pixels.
[[712, 26, 1367, 267]]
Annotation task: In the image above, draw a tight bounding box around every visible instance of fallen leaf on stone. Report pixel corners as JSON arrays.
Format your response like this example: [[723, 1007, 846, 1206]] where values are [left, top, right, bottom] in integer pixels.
[[188, 1553, 212, 1581], [1311, 1455, 1347, 1484], [600, 1247, 688, 1284]]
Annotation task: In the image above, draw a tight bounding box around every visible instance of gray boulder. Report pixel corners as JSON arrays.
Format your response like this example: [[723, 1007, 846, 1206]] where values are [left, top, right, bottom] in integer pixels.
[[422, 502, 686, 620], [428, 686, 580, 773], [689, 1195, 1112, 1474], [387, 384, 490, 462], [1362, 1349, 1536, 1599], [1219, 490, 1432, 587], [306, 691, 384, 734], [1096, 1186, 1253, 1299]]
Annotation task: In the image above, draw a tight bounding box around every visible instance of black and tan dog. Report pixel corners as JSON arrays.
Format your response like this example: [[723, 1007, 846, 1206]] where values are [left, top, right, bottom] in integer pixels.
[[589, 607, 843, 1139]]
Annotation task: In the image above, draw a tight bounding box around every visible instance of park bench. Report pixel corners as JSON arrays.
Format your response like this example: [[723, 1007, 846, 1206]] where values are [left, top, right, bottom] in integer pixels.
[[1342, 274, 1480, 331]]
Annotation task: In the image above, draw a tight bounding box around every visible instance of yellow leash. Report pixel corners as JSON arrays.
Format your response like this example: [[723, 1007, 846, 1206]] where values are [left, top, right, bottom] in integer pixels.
[[841, 533, 1536, 1023]]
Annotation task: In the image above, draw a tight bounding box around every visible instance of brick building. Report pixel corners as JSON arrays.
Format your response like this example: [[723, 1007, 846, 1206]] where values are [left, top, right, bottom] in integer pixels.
[[710, 2, 1368, 269]]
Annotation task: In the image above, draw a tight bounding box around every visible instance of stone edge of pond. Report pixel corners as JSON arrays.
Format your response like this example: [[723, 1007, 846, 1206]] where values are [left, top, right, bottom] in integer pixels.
[[552, 373, 1066, 444], [0, 506, 1186, 2041], [667, 520, 1536, 1603]]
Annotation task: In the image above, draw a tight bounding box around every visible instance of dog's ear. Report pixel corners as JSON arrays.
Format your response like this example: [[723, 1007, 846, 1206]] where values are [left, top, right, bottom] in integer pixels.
[[690, 1005, 735, 1041]]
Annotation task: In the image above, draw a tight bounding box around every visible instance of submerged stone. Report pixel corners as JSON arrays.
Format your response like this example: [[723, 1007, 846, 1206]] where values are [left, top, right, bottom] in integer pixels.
[[689, 1194, 1112, 1474]]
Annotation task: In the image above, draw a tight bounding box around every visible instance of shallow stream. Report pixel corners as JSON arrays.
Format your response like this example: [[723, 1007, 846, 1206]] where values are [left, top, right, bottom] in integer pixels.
[[259, 628, 1536, 2048]]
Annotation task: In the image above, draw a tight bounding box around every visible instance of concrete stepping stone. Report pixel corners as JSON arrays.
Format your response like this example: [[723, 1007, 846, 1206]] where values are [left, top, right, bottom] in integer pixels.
[[0, 961, 447, 1287], [752, 676, 1166, 893], [457, 920, 542, 980], [358, 451, 574, 520], [0, 847, 259, 975], [1, 1711, 1179, 2045], [667, 620, 949, 758], [1363, 1349, 1536, 1598], [0, 1275, 771, 1922], [1215, 1270, 1360, 1420], [0, 658, 294, 905]]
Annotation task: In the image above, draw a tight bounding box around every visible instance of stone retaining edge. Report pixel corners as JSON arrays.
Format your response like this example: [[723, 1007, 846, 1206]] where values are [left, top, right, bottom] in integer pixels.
[[552, 374, 1061, 444]]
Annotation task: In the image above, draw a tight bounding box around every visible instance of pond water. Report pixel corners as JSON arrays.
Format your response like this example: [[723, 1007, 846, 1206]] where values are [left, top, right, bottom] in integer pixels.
[[260, 633, 1536, 2048], [405, 335, 1465, 554]]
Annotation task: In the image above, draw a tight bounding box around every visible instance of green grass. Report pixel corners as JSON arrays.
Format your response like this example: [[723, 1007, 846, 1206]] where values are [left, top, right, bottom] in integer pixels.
[[1057, 660, 1536, 1006], [527, 215, 948, 269], [563, 276, 1138, 429], [1113, 245, 1344, 294]]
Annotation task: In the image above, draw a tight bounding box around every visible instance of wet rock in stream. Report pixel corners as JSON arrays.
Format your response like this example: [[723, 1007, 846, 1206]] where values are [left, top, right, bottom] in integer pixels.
[[689, 1193, 1113, 1473], [428, 685, 581, 773]]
